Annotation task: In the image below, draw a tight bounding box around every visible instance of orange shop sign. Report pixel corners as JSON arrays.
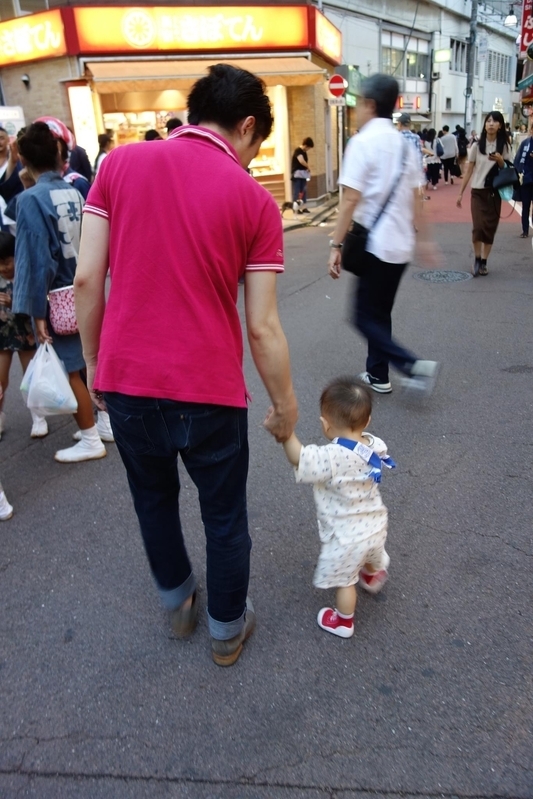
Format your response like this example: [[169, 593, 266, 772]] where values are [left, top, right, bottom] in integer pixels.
[[0, 10, 67, 66], [312, 8, 342, 66], [74, 6, 315, 55]]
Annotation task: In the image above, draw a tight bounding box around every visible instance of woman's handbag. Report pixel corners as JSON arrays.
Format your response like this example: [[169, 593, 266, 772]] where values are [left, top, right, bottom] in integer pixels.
[[342, 141, 408, 277], [451, 160, 462, 177], [48, 285, 78, 336], [492, 165, 520, 191]]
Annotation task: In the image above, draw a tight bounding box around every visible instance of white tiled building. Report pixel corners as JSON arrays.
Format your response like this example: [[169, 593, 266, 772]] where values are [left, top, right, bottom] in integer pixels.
[[321, 0, 520, 132]]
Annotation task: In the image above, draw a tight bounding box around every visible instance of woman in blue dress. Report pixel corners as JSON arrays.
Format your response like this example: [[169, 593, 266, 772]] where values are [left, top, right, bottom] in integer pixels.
[[12, 122, 108, 463]]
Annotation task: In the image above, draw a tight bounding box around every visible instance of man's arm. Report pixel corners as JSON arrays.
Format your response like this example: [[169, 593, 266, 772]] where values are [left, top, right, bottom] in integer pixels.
[[74, 213, 109, 409], [244, 271, 298, 443], [296, 153, 308, 168], [327, 186, 361, 279]]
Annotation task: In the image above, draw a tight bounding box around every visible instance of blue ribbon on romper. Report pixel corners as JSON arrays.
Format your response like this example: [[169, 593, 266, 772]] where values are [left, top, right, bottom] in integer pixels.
[[334, 437, 396, 484]]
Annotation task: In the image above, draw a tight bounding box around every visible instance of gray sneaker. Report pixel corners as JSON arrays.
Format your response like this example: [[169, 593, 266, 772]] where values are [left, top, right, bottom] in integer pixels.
[[170, 591, 199, 638], [401, 360, 440, 396], [211, 599, 256, 667]]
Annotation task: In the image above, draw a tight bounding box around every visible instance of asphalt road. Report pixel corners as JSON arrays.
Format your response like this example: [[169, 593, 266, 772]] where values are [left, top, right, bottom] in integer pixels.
[[1, 192, 532, 798]]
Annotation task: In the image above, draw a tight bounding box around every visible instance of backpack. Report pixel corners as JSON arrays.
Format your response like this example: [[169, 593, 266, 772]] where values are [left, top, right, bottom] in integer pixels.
[[457, 135, 468, 158], [436, 138, 444, 158]]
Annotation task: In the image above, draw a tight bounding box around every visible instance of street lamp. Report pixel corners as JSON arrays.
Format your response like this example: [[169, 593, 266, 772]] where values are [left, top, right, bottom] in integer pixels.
[[504, 5, 518, 26]]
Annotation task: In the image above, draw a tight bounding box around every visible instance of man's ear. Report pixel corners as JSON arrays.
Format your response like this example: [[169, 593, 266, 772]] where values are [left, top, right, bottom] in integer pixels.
[[238, 115, 256, 138]]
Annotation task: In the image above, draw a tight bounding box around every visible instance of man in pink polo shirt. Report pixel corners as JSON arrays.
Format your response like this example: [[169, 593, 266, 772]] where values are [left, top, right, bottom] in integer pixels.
[[75, 64, 298, 666]]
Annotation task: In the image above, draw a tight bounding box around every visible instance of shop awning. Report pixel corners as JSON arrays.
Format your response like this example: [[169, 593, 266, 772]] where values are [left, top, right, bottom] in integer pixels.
[[518, 72, 533, 91], [86, 57, 326, 93]]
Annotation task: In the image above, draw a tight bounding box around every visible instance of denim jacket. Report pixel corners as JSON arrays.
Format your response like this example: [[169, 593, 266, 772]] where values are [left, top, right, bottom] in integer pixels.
[[12, 172, 84, 319]]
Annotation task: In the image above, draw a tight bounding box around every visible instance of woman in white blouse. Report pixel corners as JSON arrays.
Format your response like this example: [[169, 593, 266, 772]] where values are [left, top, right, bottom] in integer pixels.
[[456, 112, 510, 277]]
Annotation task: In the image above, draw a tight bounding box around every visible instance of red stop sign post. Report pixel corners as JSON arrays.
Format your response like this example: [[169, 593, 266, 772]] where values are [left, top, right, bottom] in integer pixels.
[[328, 74, 346, 97]]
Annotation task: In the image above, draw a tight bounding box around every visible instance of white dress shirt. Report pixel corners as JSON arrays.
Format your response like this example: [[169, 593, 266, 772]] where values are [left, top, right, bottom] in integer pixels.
[[339, 117, 421, 264]]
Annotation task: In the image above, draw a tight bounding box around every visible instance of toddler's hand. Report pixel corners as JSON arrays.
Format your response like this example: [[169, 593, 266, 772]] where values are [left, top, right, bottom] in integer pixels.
[[263, 399, 298, 443], [0, 292, 11, 307]]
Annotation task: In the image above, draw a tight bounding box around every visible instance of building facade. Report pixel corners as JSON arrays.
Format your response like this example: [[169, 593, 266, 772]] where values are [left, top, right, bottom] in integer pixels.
[[322, 0, 520, 134], [0, 2, 343, 204]]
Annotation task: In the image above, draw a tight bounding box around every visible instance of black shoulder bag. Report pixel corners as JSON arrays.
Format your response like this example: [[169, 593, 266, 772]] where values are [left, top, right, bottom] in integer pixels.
[[342, 140, 408, 277]]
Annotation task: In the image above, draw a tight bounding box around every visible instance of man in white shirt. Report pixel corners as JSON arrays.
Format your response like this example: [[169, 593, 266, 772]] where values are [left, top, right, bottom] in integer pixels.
[[440, 125, 459, 184], [327, 74, 439, 395]]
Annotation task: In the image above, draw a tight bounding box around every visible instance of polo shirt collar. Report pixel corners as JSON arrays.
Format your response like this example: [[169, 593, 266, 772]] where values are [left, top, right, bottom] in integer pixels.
[[168, 124, 240, 165]]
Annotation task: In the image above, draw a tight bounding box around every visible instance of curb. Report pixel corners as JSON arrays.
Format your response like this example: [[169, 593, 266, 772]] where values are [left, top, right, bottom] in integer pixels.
[[282, 198, 338, 233]]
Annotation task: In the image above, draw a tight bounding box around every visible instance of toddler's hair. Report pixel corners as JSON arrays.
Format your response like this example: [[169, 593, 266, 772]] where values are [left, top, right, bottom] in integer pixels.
[[0, 231, 15, 261], [320, 376, 372, 430]]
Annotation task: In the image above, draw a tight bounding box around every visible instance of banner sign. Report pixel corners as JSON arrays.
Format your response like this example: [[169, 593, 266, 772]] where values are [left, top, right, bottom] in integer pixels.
[[520, 0, 533, 59]]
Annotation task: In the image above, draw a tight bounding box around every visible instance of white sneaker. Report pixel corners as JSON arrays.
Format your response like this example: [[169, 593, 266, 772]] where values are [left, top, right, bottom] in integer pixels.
[[73, 411, 114, 443], [55, 427, 106, 463], [401, 360, 440, 396], [0, 411, 5, 440], [30, 413, 48, 438], [0, 491, 13, 520], [358, 371, 392, 394]]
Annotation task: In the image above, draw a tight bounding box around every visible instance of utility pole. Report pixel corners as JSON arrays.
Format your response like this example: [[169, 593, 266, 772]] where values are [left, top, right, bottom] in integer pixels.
[[465, 0, 478, 133]]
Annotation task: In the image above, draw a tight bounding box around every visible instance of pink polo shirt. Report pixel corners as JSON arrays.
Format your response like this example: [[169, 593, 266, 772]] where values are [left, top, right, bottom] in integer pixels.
[[84, 126, 284, 408]]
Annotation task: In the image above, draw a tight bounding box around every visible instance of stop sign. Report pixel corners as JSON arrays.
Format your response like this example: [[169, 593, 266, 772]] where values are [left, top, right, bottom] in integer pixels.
[[328, 74, 346, 97]]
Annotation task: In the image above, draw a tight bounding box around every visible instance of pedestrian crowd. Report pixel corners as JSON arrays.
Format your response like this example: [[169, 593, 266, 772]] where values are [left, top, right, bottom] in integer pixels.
[[1, 65, 528, 665]]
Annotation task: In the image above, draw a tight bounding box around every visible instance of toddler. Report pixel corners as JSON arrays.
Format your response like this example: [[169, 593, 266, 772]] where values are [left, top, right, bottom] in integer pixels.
[[281, 376, 395, 638]]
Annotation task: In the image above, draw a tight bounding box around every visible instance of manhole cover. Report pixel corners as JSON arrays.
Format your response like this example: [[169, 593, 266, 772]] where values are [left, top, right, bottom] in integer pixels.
[[413, 270, 472, 283]]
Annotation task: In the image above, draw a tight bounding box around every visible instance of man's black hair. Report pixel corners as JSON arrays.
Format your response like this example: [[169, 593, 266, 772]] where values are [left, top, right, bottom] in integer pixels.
[[188, 64, 273, 141], [361, 74, 399, 119], [302, 137, 314, 148], [442, 125, 450, 132], [0, 231, 15, 260]]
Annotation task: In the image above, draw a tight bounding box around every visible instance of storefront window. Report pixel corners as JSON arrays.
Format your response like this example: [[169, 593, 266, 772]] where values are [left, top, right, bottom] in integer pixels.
[[248, 86, 288, 174]]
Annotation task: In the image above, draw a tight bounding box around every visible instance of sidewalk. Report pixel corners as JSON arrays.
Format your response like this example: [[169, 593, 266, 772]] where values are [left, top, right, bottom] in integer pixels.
[[282, 195, 338, 231]]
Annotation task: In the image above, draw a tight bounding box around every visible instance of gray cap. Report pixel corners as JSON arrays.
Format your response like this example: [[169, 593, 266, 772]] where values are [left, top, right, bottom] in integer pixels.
[[398, 113, 411, 125]]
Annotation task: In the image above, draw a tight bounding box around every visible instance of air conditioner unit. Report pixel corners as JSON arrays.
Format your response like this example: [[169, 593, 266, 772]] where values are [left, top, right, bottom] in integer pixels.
[[431, 71, 441, 81]]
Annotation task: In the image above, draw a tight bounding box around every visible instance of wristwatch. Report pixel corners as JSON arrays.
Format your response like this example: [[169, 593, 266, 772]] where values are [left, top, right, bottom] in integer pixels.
[[329, 241, 342, 249]]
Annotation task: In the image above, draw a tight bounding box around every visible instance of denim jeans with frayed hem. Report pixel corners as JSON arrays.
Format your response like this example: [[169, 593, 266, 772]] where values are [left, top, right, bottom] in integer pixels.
[[104, 393, 250, 641]]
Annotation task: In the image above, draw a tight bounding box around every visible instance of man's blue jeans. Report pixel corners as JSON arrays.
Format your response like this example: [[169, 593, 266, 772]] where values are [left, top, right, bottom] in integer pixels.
[[104, 393, 250, 641]]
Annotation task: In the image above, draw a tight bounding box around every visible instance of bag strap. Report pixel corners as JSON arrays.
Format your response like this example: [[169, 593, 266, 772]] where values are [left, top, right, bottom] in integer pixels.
[[370, 139, 409, 233]]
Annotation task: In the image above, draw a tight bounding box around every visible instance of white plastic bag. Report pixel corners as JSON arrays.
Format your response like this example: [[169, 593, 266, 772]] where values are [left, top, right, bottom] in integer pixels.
[[20, 351, 37, 405], [25, 343, 78, 415]]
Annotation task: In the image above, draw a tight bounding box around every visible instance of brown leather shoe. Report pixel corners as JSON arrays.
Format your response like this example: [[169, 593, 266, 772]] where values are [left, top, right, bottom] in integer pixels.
[[211, 599, 256, 667], [170, 590, 199, 638]]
